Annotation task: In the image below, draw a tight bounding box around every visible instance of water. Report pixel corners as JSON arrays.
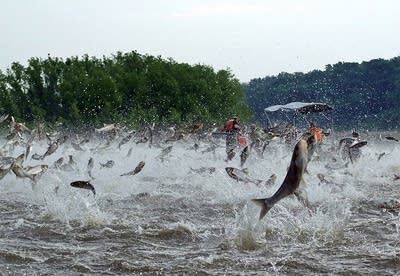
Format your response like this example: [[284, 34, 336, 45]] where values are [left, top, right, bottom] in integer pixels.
[[0, 132, 399, 275]]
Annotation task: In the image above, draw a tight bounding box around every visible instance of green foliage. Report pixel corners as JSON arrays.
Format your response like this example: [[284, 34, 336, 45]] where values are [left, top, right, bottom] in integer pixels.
[[0, 51, 251, 128], [244, 57, 400, 130]]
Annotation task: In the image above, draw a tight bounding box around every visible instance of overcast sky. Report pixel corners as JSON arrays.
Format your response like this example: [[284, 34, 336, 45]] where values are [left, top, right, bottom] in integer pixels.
[[1, 0, 399, 82]]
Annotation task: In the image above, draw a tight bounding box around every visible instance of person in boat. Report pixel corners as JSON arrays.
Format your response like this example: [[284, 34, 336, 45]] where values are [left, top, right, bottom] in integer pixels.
[[309, 122, 325, 143], [222, 116, 242, 159], [338, 131, 362, 162]]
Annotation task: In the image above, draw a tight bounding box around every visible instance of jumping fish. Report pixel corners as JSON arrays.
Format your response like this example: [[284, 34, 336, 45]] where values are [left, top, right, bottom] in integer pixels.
[[226, 149, 235, 161], [71, 142, 85, 151], [87, 157, 94, 179], [240, 146, 249, 167], [100, 160, 115, 168], [225, 167, 263, 186], [385, 136, 399, 142], [60, 155, 77, 171], [120, 161, 145, 176], [70, 180, 96, 196], [0, 166, 10, 180], [158, 146, 172, 161], [252, 139, 309, 219], [190, 167, 216, 174], [52, 157, 64, 169], [95, 124, 117, 133], [118, 132, 134, 149], [41, 138, 60, 160]]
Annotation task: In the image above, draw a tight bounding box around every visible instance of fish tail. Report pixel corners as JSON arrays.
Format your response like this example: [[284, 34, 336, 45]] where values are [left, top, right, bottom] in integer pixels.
[[251, 197, 274, 220]]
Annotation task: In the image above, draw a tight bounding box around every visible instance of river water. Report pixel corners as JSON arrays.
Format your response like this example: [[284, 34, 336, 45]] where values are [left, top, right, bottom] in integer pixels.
[[0, 131, 399, 275]]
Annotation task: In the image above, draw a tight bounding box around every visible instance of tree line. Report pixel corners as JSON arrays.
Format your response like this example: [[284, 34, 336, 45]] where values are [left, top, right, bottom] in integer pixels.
[[244, 56, 400, 130], [0, 51, 252, 129]]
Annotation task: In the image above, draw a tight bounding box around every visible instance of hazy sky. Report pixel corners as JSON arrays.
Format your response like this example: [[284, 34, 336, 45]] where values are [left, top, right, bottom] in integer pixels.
[[1, 0, 399, 82]]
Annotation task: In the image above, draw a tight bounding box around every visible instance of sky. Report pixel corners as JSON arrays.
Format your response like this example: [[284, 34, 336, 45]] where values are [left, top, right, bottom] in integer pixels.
[[1, 0, 399, 82]]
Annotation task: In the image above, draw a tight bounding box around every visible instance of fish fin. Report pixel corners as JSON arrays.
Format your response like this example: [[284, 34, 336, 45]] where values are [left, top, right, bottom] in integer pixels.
[[251, 198, 273, 220]]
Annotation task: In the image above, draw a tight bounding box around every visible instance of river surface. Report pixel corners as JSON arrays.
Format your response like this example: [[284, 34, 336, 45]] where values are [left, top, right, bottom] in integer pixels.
[[0, 131, 399, 275]]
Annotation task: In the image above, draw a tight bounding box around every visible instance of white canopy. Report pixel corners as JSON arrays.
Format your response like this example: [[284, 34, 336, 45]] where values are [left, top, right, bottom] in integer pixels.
[[264, 102, 333, 114]]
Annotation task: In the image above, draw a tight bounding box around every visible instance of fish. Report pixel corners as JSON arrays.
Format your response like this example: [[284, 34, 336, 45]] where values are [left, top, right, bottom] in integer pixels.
[[126, 147, 133, 157], [120, 161, 145, 176], [25, 144, 32, 160], [261, 141, 269, 158], [41, 139, 60, 159], [10, 160, 47, 182], [52, 157, 64, 169], [201, 144, 217, 154], [240, 146, 249, 167], [265, 174, 277, 186], [349, 140, 367, 149], [158, 146, 172, 161], [148, 125, 154, 148], [190, 167, 216, 174], [0, 156, 15, 166], [0, 114, 9, 124], [252, 139, 309, 219], [306, 134, 317, 163], [0, 166, 10, 180], [31, 153, 42, 160], [60, 155, 76, 171], [118, 132, 134, 149], [70, 180, 96, 196], [377, 152, 386, 161], [99, 160, 115, 168], [24, 164, 48, 177], [87, 157, 94, 179], [71, 142, 85, 151], [11, 163, 28, 179], [136, 136, 148, 145], [95, 124, 116, 133], [385, 136, 399, 142], [225, 167, 263, 186], [14, 153, 25, 166], [226, 149, 235, 161]]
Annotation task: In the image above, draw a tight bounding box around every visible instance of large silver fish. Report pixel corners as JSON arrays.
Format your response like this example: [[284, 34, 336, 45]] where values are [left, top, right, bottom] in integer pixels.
[[70, 180, 96, 196], [240, 146, 249, 167], [252, 139, 309, 219], [225, 167, 263, 186], [120, 161, 145, 176], [41, 139, 60, 159], [87, 157, 94, 179], [95, 124, 117, 133]]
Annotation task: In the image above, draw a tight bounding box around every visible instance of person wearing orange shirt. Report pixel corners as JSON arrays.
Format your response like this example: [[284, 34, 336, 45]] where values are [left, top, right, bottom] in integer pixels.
[[309, 122, 324, 143], [222, 116, 242, 160]]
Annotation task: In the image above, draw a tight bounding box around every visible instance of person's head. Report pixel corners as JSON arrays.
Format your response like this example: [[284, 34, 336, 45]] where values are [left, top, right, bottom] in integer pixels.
[[250, 124, 256, 130], [352, 131, 360, 138], [310, 122, 316, 128]]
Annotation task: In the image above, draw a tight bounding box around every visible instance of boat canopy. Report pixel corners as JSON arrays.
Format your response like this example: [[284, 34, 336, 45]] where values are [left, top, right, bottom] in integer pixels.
[[264, 102, 333, 114]]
